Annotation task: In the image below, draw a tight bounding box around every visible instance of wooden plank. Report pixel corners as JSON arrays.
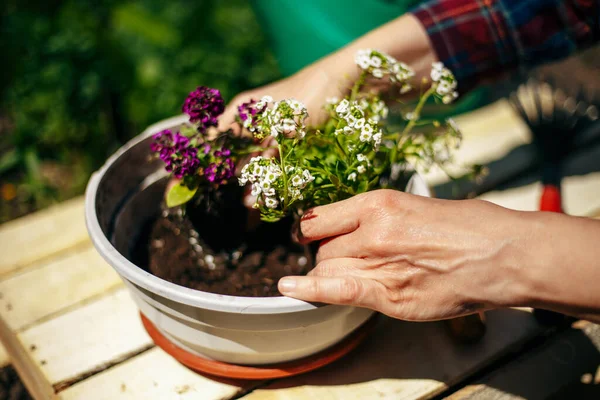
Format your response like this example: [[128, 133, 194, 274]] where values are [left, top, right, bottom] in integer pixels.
[[240, 309, 545, 400], [0, 197, 88, 277], [0, 309, 55, 400], [447, 321, 600, 400], [17, 288, 152, 390], [3, 281, 256, 400], [479, 172, 600, 216], [59, 347, 254, 400], [0, 245, 122, 332]]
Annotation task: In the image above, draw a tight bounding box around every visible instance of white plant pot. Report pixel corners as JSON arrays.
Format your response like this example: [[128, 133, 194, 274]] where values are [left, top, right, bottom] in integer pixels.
[[85, 115, 431, 366]]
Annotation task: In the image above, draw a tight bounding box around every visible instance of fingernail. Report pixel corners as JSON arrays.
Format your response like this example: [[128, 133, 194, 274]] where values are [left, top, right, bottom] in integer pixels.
[[279, 278, 297, 293]]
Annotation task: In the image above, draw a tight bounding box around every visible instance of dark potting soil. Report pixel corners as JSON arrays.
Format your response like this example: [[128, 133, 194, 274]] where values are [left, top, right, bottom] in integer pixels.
[[133, 186, 313, 297], [0, 366, 32, 400]]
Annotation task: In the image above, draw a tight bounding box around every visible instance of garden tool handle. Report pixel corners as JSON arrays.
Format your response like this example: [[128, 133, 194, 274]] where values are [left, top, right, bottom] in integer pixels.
[[539, 184, 563, 213], [534, 182, 577, 325]]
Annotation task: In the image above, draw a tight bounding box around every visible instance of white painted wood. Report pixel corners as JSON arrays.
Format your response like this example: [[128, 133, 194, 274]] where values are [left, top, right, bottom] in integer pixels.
[[479, 172, 600, 216], [18, 288, 152, 387], [0, 197, 88, 277], [60, 348, 250, 400], [0, 245, 122, 332], [0, 313, 55, 399]]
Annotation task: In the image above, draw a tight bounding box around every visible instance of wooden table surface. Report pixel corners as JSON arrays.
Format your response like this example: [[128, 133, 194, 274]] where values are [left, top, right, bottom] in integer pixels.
[[0, 100, 599, 399]]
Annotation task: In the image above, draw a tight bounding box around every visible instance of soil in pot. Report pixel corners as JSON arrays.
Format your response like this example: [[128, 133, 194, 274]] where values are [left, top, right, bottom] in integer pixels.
[[132, 184, 313, 297]]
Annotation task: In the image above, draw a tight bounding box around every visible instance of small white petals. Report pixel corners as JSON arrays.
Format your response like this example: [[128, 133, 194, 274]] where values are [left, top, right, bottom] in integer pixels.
[[270, 126, 279, 137], [400, 84, 412, 94], [359, 130, 372, 142], [265, 197, 279, 209], [430, 62, 458, 103], [357, 165, 366, 174], [354, 49, 414, 85], [370, 56, 382, 68], [336, 99, 350, 115], [347, 172, 357, 182], [291, 175, 304, 187], [302, 169, 315, 183], [346, 115, 357, 127]]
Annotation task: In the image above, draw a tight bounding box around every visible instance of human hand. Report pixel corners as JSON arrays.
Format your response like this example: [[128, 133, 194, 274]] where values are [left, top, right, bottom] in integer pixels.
[[279, 189, 534, 321], [218, 58, 356, 133]]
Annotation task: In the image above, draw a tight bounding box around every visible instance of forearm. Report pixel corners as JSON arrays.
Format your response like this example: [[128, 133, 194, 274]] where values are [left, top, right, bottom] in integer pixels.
[[521, 212, 600, 321], [319, 14, 438, 87], [499, 210, 600, 322]]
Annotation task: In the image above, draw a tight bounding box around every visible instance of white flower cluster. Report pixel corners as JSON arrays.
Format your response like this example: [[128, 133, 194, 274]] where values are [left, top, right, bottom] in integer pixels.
[[257, 97, 309, 140], [354, 49, 414, 93], [285, 165, 315, 201], [239, 156, 282, 209], [334, 99, 383, 150], [239, 156, 314, 210], [431, 62, 458, 104], [347, 153, 371, 182], [358, 97, 389, 122]]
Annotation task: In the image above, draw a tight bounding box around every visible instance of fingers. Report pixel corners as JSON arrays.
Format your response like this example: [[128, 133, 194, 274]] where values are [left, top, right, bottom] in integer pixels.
[[218, 100, 241, 132], [307, 257, 368, 277], [296, 195, 364, 244], [278, 275, 379, 309], [315, 234, 362, 263]]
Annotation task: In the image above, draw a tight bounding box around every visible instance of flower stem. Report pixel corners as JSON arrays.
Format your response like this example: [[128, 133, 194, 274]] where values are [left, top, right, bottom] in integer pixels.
[[334, 135, 347, 158], [278, 143, 289, 208], [401, 87, 435, 137], [350, 71, 367, 102]]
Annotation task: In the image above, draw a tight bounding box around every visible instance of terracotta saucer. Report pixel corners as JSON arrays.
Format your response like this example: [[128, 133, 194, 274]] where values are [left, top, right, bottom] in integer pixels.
[[140, 312, 379, 380]]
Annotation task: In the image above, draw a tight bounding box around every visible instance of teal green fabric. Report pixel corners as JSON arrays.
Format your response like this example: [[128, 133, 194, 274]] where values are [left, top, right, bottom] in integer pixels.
[[251, 0, 421, 76], [250, 0, 491, 116]]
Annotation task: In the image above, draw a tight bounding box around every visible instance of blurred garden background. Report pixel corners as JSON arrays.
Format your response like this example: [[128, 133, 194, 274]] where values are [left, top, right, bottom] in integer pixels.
[[0, 0, 281, 223]]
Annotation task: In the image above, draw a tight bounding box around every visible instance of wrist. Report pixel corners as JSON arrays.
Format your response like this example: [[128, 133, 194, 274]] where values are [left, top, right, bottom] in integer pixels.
[[321, 14, 437, 90], [516, 212, 600, 316], [470, 206, 544, 310]]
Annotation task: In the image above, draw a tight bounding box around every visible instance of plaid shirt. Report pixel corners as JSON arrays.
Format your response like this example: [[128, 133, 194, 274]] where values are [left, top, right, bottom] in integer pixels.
[[411, 0, 599, 88]]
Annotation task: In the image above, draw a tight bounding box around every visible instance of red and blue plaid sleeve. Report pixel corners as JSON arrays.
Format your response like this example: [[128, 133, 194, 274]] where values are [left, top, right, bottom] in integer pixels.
[[411, 0, 599, 88]]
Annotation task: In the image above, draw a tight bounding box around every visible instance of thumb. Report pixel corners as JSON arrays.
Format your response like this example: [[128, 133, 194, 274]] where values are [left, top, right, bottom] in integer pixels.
[[278, 276, 377, 309]]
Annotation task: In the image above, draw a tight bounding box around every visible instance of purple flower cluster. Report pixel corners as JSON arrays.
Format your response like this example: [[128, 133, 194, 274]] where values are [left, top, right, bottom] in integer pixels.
[[204, 148, 234, 184], [237, 99, 266, 131], [150, 130, 200, 179], [182, 86, 225, 133]]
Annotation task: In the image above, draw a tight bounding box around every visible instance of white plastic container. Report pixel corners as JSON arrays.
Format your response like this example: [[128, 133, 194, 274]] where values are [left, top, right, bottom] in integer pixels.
[[85, 115, 431, 365]]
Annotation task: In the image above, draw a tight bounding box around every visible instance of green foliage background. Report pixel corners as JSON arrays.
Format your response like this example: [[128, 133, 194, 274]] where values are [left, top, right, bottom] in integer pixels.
[[0, 0, 281, 222]]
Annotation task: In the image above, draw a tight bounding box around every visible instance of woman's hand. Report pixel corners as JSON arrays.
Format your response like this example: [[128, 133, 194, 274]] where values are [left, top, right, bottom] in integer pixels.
[[218, 56, 355, 132], [279, 190, 537, 321]]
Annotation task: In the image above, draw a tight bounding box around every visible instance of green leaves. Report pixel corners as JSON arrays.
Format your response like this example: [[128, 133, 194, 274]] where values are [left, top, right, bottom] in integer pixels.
[[166, 182, 197, 208], [0, 150, 20, 175], [328, 174, 340, 187]]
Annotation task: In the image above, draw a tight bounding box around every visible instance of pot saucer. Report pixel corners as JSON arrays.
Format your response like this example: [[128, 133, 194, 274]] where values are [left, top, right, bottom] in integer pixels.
[[140, 312, 379, 380]]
